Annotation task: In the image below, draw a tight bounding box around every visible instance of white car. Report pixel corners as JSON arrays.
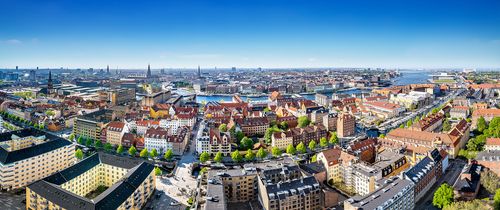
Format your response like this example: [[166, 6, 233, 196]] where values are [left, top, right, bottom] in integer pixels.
[[170, 201, 180, 206]]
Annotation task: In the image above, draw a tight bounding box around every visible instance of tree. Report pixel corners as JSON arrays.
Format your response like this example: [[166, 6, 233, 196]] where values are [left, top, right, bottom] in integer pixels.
[[77, 136, 85, 145], [85, 138, 93, 147], [286, 144, 296, 155], [75, 149, 84, 160], [271, 147, 282, 157], [116, 145, 124, 154], [279, 121, 289, 130], [154, 167, 162, 176], [399, 124, 405, 128], [494, 188, 500, 210], [298, 116, 311, 128], [443, 199, 492, 210], [214, 152, 223, 163], [139, 149, 149, 158], [150, 148, 158, 159], [478, 116, 487, 133], [320, 137, 328, 148], [245, 149, 255, 161], [235, 131, 245, 141], [296, 142, 306, 154], [379, 134, 386, 138], [128, 146, 137, 156], [263, 107, 271, 112], [442, 119, 451, 132], [240, 137, 254, 150], [432, 108, 440, 114], [218, 123, 228, 132], [94, 140, 103, 149], [264, 126, 281, 143], [164, 149, 173, 161], [433, 183, 454, 209], [329, 132, 338, 145], [231, 150, 243, 162], [311, 154, 317, 162], [68, 133, 75, 141], [480, 170, 500, 194], [406, 120, 413, 127], [104, 143, 113, 152], [256, 148, 267, 159], [308, 140, 317, 151], [199, 152, 210, 163]]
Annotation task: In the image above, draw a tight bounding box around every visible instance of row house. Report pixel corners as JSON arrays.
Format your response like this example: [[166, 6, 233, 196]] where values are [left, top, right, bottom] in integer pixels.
[[105, 121, 129, 146], [410, 113, 444, 132], [209, 128, 232, 156], [233, 117, 269, 137]]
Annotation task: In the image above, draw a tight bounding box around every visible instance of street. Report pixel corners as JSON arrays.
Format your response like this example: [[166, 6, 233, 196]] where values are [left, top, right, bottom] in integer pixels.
[[143, 190, 187, 210], [0, 191, 25, 210], [415, 159, 466, 210], [156, 117, 201, 206]]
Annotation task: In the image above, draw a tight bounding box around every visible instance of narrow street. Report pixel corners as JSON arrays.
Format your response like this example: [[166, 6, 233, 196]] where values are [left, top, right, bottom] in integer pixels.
[[415, 159, 466, 210]]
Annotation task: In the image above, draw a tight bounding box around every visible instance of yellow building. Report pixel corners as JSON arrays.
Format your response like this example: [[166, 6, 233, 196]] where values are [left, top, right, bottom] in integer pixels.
[[26, 152, 156, 210], [0, 129, 75, 191], [73, 109, 114, 140]]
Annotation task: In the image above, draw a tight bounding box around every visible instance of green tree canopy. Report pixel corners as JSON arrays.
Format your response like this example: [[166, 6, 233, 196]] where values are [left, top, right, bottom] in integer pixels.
[[154, 167, 162, 176], [199, 152, 210, 163], [406, 120, 413, 127], [231, 150, 243, 162], [329, 132, 338, 145], [264, 126, 281, 144], [478, 116, 487, 133], [240, 137, 254, 150], [164, 149, 173, 160], [150, 148, 158, 159], [218, 123, 228, 132], [140, 149, 150, 158], [320, 137, 328, 148], [77, 136, 85, 145], [256, 148, 267, 159], [298, 116, 311, 128], [271, 147, 282, 157], [433, 183, 454, 209], [286, 144, 296, 155], [116, 145, 124, 154], [104, 143, 113, 152], [75, 149, 84, 160], [379, 133, 386, 138], [442, 119, 451, 132], [68, 133, 75, 141], [443, 199, 492, 210], [311, 154, 317, 162], [85, 138, 93, 147], [480, 170, 500, 194], [245, 149, 255, 161], [279, 121, 289, 130], [214, 152, 223, 163], [94, 140, 103, 149], [128, 146, 137, 156], [235, 131, 245, 141], [308, 140, 317, 151], [296, 142, 306, 154]]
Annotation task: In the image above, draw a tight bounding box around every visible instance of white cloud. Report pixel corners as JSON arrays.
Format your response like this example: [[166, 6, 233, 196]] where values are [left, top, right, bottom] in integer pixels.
[[307, 57, 317, 62], [2, 39, 22, 45]]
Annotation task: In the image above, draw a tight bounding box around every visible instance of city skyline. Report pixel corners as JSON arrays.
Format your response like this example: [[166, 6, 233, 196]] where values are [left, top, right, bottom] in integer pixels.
[[1, 0, 500, 69]]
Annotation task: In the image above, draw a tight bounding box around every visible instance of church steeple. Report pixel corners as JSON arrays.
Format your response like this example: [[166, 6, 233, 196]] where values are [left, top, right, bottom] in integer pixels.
[[147, 64, 152, 78], [47, 70, 54, 94]]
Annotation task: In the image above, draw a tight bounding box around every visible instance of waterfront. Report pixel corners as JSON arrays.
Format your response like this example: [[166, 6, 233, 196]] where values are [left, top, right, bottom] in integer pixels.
[[179, 70, 432, 103]]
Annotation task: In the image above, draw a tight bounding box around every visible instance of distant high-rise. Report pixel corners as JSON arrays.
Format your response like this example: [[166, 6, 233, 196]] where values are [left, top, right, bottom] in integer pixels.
[[29, 70, 36, 81], [198, 65, 201, 78], [160, 69, 165, 74], [106, 65, 110, 74], [15, 66, 18, 71], [147, 64, 152, 78]]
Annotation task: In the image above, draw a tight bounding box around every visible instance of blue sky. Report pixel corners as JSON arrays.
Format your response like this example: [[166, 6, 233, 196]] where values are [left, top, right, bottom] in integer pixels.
[[1, 0, 500, 69]]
